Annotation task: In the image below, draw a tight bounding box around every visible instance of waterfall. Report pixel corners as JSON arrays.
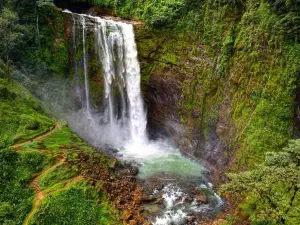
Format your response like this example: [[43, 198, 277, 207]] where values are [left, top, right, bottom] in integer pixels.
[[66, 11, 147, 145], [123, 24, 147, 143], [63, 11, 223, 224], [72, 14, 81, 102], [81, 15, 91, 117]]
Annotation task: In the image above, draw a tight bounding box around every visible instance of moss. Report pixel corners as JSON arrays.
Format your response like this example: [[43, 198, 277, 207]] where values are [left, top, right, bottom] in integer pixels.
[[132, 1, 300, 168], [50, 0, 300, 169]]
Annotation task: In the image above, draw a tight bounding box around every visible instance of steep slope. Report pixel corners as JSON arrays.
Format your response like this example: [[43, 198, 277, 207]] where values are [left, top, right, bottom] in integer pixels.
[[0, 78, 55, 148]]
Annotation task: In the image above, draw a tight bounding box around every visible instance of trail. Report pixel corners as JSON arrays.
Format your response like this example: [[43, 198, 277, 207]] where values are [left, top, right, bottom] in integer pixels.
[[23, 157, 66, 225], [22, 150, 82, 225], [10, 122, 82, 225], [11, 122, 62, 149]]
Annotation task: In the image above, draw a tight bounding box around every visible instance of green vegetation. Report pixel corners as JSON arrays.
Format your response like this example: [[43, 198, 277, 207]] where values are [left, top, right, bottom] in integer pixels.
[[23, 125, 110, 165], [220, 139, 300, 225], [131, 0, 300, 167], [29, 181, 119, 225], [0, 78, 54, 148], [0, 149, 55, 225], [0, 8, 26, 80], [18, 125, 119, 225], [0, 0, 300, 224], [87, 1, 300, 223], [0, 0, 69, 97], [38, 163, 77, 191], [0, 123, 120, 225], [89, 0, 200, 28]]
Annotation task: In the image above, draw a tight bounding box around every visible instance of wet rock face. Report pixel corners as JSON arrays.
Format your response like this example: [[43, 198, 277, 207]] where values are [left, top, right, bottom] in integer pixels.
[[137, 29, 228, 176], [143, 70, 182, 140], [143, 76, 227, 182]]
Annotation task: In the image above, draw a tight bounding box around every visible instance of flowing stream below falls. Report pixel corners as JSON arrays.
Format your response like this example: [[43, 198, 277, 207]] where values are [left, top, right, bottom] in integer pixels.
[[63, 10, 223, 224]]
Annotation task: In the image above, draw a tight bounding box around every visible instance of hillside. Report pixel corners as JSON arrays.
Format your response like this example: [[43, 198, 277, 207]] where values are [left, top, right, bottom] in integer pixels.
[[0, 0, 300, 224], [0, 78, 55, 148]]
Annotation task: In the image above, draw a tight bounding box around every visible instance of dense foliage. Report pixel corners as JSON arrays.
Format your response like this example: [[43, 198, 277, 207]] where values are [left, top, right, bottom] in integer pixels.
[[130, 0, 300, 167], [0, 0, 69, 84], [74, 0, 300, 34], [0, 78, 54, 148], [0, 8, 25, 80], [0, 149, 54, 225], [220, 139, 300, 224], [1, 0, 300, 224], [29, 181, 119, 225]]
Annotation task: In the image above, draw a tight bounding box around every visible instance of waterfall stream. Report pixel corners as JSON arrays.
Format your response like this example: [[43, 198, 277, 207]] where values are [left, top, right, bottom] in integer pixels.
[[81, 16, 91, 117], [64, 10, 223, 225]]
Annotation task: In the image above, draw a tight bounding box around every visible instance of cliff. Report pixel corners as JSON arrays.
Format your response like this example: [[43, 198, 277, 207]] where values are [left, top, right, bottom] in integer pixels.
[[44, 0, 300, 174]]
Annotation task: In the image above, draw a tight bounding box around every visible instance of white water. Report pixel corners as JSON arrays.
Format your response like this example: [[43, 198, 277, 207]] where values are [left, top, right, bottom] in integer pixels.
[[152, 185, 187, 225], [81, 15, 91, 118], [67, 11, 147, 144], [64, 10, 223, 224]]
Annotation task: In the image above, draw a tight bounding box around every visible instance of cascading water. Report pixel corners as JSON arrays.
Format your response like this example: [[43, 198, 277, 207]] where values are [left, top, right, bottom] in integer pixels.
[[64, 10, 223, 225], [68, 11, 147, 145], [81, 15, 91, 118], [93, 16, 147, 143]]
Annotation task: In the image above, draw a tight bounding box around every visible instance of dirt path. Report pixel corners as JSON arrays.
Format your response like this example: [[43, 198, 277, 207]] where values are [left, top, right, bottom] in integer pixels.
[[23, 156, 66, 225], [23, 152, 83, 225], [10, 122, 82, 225], [11, 122, 61, 149]]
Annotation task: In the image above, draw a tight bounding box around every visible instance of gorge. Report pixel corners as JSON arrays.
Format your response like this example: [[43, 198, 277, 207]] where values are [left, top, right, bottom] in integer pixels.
[[0, 0, 300, 224], [64, 10, 223, 224]]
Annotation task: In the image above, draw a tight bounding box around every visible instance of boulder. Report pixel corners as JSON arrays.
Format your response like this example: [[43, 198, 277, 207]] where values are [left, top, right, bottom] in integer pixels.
[[196, 194, 208, 204]]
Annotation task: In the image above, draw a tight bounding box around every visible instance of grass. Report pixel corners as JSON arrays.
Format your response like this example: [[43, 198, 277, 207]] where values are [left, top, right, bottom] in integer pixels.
[[39, 163, 77, 191], [16, 125, 120, 225], [0, 78, 120, 224], [0, 78, 55, 148], [22, 125, 95, 154], [0, 149, 55, 225], [29, 181, 120, 225]]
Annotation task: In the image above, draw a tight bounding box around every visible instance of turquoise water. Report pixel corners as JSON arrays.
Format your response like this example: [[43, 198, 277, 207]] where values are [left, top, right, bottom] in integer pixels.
[[138, 153, 205, 179]]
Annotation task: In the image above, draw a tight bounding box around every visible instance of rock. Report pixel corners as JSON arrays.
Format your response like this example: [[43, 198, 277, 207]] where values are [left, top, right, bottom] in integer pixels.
[[187, 215, 196, 223], [143, 204, 162, 216], [153, 197, 163, 205], [129, 220, 137, 225], [109, 158, 117, 168], [184, 196, 193, 204], [213, 219, 226, 225], [129, 166, 139, 176], [124, 211, 133, 221], [192, 109, 201, 118], [196, 194, 208, 204], [141, 195, 156, 202]]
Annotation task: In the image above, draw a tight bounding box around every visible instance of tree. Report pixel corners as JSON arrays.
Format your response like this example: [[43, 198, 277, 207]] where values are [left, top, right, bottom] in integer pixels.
[[0, 59, 8, 78], [36, 0, 53, 7], [0, 8, 25, 81], [142, 0, 185, 28], [36, 0, 53, 37], [220, 139, 300, 224]]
